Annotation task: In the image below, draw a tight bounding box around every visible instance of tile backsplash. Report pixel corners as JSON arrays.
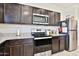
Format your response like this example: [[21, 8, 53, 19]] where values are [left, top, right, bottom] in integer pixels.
[[0, 24, 59, 34]]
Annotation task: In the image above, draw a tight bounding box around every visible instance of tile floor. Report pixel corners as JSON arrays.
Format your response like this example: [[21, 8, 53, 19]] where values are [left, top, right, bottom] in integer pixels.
[[52, 48, 79, 56], [34, 47, 79, 56]]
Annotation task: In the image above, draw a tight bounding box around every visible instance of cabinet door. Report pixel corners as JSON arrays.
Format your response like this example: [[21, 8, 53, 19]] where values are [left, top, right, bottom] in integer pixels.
[[52, 37, 59, 53], [9, 45, 23, 56], [0, 47, 4, 56], [60, 36, 65, 51], [54, 12, 60, 25], [4, 47, 10, 56], [49, 11, 60, 25], [48, 11, 54, 25], [4, 3, 21, 24], [32, 7, 41, 14], [33, 7, 48, 15], [21, 5, 32, 24], [40, 9, 48, 15], [0, 3, 4, 23], [23, 44, 33, 56]]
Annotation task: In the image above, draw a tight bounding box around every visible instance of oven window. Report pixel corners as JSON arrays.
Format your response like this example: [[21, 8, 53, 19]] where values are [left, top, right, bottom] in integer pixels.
[[34, 39, 52, 46]]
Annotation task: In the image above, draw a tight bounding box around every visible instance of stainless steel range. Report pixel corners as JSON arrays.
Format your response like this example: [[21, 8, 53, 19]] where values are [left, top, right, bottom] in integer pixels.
[[31, 31, 52, 40], [31, 29, 52, 56]]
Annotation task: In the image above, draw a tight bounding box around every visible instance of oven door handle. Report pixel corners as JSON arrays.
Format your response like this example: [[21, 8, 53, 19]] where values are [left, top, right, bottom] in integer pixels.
[[34, 37, 52, 40]]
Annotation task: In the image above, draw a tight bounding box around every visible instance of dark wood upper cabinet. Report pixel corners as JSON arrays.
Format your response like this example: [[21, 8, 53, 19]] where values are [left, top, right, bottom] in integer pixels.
[[32, 7, 40, 14], [32, 7, 48, 15], [0, 3, 4, 23], [48, 11, 54, 25], [21, 5, 33, 24], [4, 3, 21, 24], [49, 11, 60, 25], [0, 3, 61, 25], [54, 12, 60, 25], [40, 9, 48, 15]]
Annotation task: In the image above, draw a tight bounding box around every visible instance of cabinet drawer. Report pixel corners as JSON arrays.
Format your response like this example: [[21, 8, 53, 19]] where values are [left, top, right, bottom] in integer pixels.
[[5, 39, 33, 46], [22, 39, 33, 44]]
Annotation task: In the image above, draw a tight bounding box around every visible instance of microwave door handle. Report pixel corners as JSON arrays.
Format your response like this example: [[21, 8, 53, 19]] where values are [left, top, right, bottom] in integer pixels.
[[46, 17, 48, 23]]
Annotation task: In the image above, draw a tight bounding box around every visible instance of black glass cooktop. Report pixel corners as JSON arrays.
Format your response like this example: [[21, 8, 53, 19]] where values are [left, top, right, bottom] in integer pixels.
[[31, 32, 49, 37]]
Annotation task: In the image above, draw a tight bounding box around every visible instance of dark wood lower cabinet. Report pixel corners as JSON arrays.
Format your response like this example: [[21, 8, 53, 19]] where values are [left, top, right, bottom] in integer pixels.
[[5, 44, 33, 56], [0, 36, 65, 56], [0, 47, 4, 56], [60, 37, 65, 51], [23, 44, 33, 56], [52, 37, 59, 53], [4, 47, 10, 56], [0, 39, 34, 56], [9, 45, 23, 56], [52, 36, 65, 54]]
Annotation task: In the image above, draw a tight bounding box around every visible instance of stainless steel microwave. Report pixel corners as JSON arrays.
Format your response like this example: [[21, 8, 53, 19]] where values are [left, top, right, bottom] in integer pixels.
[[59, 20, 67, 27], [32, 13, 49, 25]]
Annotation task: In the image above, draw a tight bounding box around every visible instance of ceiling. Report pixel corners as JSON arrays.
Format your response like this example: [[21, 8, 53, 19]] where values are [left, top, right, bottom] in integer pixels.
[[51, 3, 79, 8], [20, 3, 79, 8]]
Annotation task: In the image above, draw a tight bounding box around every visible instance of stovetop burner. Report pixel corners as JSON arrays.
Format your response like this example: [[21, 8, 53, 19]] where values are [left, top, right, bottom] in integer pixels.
[[32, 32, 48, 37], [31, 32, 52, 40]]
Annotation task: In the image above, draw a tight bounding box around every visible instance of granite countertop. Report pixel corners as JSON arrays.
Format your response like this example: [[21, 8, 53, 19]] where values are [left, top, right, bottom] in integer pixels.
[[0, 33, 67, 44], [50, 34, 67, 37], [0, 33, 34, 44], [51, 34, 66, 36]]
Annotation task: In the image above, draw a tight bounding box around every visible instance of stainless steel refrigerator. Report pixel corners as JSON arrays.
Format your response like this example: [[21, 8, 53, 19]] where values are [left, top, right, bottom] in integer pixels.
[[66, 17, 77, 51]]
